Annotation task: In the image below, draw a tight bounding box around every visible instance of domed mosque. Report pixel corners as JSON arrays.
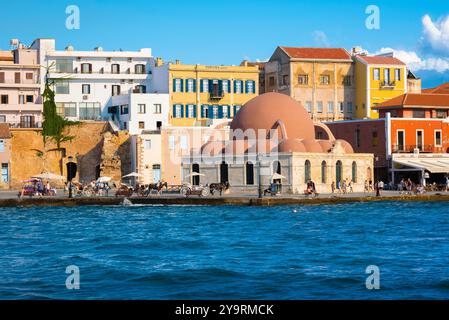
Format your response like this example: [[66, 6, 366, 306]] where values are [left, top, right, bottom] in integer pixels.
[[182, 93, 374, 194]]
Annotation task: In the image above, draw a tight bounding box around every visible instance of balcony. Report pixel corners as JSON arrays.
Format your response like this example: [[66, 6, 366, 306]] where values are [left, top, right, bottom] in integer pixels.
[[380, 81, 396, 89], [8, 121, 42, 129], [392, 144, 443, 153], [209, 91, 224, 101], [0, 103, 43, 112]]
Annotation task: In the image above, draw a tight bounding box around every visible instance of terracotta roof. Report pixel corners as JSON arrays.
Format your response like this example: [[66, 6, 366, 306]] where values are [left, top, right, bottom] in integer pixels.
[[422, 83, 449, 94], [374, 93, 449, 109], [280, 47, 352, 60], [0, 123, 11, 139], [356, 55, 405, 66]]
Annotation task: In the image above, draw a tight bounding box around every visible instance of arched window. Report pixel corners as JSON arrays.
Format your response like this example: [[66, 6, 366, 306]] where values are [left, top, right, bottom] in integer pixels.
[[273, 161, 281, 175], [352, 161, 357, 183], [220, 161, 229, 184], [304, 160, 311, 183], [336, 160, 343, 184], [192, 163, 200, 186], [111, 64, 120, 74], [245, 161, 254, 185], [135, 64, 146, 74], [321, 161, 327, 184]]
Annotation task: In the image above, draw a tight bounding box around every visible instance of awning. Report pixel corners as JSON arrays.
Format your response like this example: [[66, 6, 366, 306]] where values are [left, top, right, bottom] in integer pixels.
[[393, 158, 449, 173]]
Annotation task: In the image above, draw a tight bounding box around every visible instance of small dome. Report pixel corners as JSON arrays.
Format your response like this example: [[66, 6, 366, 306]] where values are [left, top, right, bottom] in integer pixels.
[[277, 139, 307, 153], [302, 139, 324, 153], [230, 93, 315, 140], [318, 140, 334, 153]]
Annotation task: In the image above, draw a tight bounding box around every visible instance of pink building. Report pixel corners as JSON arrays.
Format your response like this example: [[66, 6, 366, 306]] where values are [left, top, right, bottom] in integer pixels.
[[0, 45, 42, 128]]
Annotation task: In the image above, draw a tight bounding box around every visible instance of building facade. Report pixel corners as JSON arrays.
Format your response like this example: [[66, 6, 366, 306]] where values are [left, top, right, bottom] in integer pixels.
[[153, 60, 259, 127], [0, 123, 11, 189], [0, 45, 42, 128], [263, 46, 356, 121], [353, 54, 407, 119]]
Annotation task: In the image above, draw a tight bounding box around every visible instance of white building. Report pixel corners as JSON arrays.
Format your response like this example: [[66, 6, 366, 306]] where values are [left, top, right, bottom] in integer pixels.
[[30, 39, 169, 134]]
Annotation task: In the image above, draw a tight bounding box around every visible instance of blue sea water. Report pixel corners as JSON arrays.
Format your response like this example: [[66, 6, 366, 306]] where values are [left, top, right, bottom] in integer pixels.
[[0, 201, 449, 300]]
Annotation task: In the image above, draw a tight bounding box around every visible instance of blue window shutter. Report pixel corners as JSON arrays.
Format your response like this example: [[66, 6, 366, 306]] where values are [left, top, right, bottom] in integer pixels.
[[233, 80, 237, 93], [193, 79, 197, 92], [201, 105, 205, 118], [218, 105, 223, 119], [245, 81, 248, 93], [193, 105, 197, 118], [180, 79, 184, 92], [252, 80, 255, 93], [200, 80, 204, 93], [173, 79, 177, 92], [172, 105, 177, 118], [208, 105, 213, 119], [180, 105, 184, 118], [218, 80, 223, 95], [227, 80, 231, 93], [208, 80, 213, 93], [227, 105, 231, 118]]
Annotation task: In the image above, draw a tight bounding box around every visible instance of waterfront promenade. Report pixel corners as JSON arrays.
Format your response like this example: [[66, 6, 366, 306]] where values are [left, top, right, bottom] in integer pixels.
[[1, 189, 449, 207]]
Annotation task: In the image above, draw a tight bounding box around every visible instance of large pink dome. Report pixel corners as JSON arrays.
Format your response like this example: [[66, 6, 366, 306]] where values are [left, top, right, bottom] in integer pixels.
[[230, 93, 315, 140]]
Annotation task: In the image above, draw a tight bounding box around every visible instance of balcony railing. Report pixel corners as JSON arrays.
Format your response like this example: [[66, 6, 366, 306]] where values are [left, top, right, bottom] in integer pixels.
[[380, 81, 396, 89], [209, 91, 224, 100], [7, 122, 42, 129], [53, 69, 151, 75], [392, 144, 442, 153]]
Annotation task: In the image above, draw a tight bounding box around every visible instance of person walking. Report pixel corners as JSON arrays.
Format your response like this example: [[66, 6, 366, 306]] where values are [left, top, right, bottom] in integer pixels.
[[331, 181, 335, 194], [378, 180, 384, 196]]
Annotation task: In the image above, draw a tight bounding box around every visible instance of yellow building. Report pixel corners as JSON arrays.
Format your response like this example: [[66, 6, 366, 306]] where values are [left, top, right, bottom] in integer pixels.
[[354, 55, 407, 119], [163, 61, 259, 126]]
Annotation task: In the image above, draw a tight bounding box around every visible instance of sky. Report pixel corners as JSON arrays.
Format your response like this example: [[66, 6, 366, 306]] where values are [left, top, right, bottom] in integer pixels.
[[1, 0, 449, 87]]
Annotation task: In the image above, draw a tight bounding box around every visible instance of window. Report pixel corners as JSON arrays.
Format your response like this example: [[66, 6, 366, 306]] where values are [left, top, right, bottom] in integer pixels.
[[138, 121, 145, 129], [305, 101, 312, 113], [82, 84, 91, 94], [222, 105, 229, 119], [269, 76, 275, 86], [112, 85, 121, 96], [192, 164, 200, 186], [0, 72, 4, 83], [347, 102, 353, 113], [144, 139, 151, 150], [246, 80, 255, 94], [111, 64, 120, 74], [416, 130, 424, 150], [222, 80, 230, 93], [336, 160, 342, 183], [1, 164, 8, 183], [343, 75, 352, 86], [1, 95, 8, 104], [173, 104, 183, 118], [273, 161, 281, 175], [134, 104, 145, 114], [384, 68, 390, 83], [0, 140, 4, 152], [186, 104, 196, 118], [372, 131, 378, 146], [55, 81, 70, 94], [397, 130, 405, 151], [395, 68, 401, 81], [339, 102, 344, 113], [135, 64, 146, 74], [120, 104, 129, 115], [79, 102, 101, 120], [355, 128, 361, 148], [436, 110, 447, 118], [201, 105, 209, 118], [319, 75, 330, 85], [373, 68, 380, 81], [234, 80, 243, 94], [0, 115, 5, 123], [298, 74, 308, 85], [81, 63, 92, 74], [282, 75, 289, 86], [19, 95, 25, 104], [173, 78, 183, 92], [352, 162, 357, 183], [435, 130, 442, 147], [201, 79, 209, 93], [186, 79, 196, 93], [321, 161, 327, 184], [20, 115, 35, 128], [55, 59, 73, 73], [304, 160, 311, 183], [327, 102, 334, 114], [169, 136, 176, 150], [245, 162, 254, 185], [154, 104, 162, 114], [134, 85, 146, 93], [26, 95, 34, 103], [212, 105, 219, 119], [412, 110, 425, 118], [26, 73, 33, 80], [317, 101, 323, 113], [180, 135, 188, 150]]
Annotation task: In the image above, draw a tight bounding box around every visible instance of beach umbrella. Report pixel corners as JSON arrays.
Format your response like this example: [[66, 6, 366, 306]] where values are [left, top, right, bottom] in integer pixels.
[[122, 172, 144, 178], [97, 176, 112, 183], [271, 173, 287, 181], [32, 172, 65, 181]]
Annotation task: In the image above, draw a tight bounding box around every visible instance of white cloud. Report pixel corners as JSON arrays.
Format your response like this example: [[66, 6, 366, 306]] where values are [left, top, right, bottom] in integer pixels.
[[375, 47, 449, 73], [312, 31, 330, 47], [422, 14, 449, 54]]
